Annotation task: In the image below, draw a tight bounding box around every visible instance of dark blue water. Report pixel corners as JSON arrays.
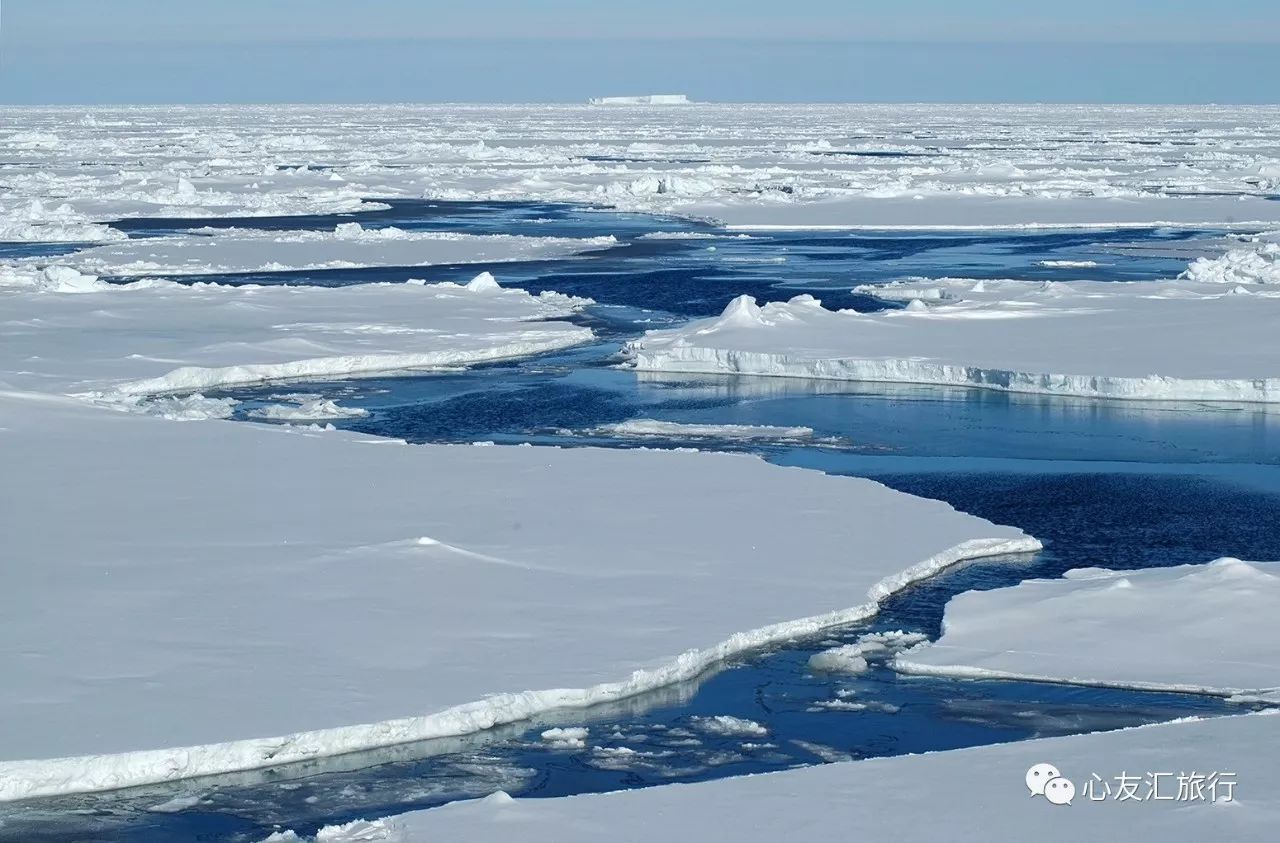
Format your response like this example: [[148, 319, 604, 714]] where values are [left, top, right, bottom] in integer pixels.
[[101, 200, 1205, 310], [0, 241, 88, 259], [6, 202, 1277, 842]]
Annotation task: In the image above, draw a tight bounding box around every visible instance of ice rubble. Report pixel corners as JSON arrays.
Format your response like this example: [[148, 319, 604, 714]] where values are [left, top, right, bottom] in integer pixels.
[[539, 728, 589, 750], [0, 392, 1036, 799], [894, 558, 1280, 700], [1180, 239, 1280, 286], [689, 716, 768, 738], [808, 630, 928, 674], [588, 419, 815, 441], [329, 712, 1280, 842], [6, 105, 1280, 231], [624, 279, 1280, 402], [248, 398, 369, 422]]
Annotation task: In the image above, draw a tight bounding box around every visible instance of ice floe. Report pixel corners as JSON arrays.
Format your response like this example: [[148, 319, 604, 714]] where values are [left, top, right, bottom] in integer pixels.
[[808, 630, 928, 674], [248, 398, 370, 422], [0, 272, 593, 399], [588, 419, 815, 442], [894, 558, 1280, 700], [349, 712, 1279, 842], [0, 390, 1035, 799], [624, 278, 1280, 402], [51, 226, 616, 277]]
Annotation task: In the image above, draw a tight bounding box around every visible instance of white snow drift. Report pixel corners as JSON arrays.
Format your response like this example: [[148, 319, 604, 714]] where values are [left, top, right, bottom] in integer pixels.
[[624, 280, 1280, 402], [895, 558, 1280, 700]]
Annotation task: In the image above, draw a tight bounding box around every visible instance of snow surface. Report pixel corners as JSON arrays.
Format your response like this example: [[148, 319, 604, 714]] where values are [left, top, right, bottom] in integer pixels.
[[312, 712, 1280, 842], [0, 272, 592, 399], [52, 225, 615, 277], [0, 389, 1034, 799], [624, 279, 1280, 402], [895, 558, 1280, 700]]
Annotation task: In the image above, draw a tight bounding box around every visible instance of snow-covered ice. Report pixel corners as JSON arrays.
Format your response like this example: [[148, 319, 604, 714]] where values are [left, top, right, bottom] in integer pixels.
[[539, 728, 589, 750], [895, 558, 1280, 700], [0, 389, 1035, 799], [624, 279, 1280, 402], [808, 630, 928, 674], [5, 105, 1280, 232], [689, 716, 769, 738], [248, 398, 369, 422], [315, 712, 1280, 842], [53, 225, 616, 277], [1181, 237, 1280, 286], [2, 102, 1273, 821], [0, 272, 593, 398]]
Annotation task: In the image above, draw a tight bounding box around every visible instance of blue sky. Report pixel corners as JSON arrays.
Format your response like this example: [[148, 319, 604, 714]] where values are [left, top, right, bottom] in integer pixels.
[[3, 0, 1278, 104]]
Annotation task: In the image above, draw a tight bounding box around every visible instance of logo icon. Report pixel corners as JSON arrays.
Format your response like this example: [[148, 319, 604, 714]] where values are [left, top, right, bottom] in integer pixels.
[[1027, 763, 1073, 806]]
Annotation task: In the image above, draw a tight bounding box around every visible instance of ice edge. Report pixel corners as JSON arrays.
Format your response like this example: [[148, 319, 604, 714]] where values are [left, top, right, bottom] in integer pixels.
[[0, 535, 1040, 802], [891, 658, 1280, 701], [624, 345, 1280, 403]]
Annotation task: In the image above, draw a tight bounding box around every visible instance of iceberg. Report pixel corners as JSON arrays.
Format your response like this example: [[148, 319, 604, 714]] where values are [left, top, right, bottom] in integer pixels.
[[589, 95, 691, 105]]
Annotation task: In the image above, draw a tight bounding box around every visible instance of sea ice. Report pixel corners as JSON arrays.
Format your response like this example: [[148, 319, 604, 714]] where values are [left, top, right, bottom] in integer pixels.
[[0, 390, 1035, 799], [624, 278, 1280, 402], [589, 419, 815, 441], [53, 226, 616, 277], [350, 712, 1279, 842], [0, 272, 593, 398], [894, 558, 1280, 699]]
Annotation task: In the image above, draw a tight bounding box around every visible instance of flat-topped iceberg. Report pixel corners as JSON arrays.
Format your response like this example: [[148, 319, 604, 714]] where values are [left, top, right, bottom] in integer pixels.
[[624, 279, 1280, 402], [589, 94, 691, 105]]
